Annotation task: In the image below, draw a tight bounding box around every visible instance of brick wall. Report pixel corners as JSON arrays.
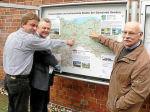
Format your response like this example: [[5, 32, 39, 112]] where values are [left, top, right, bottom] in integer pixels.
[[51, 77, 109, 111], [0, 0, 150, 112]]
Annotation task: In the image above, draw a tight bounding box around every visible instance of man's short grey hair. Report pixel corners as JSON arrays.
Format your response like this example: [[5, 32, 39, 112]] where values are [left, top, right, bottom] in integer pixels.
[[124, 21, 143, 33], [38, 18, 51, 26]]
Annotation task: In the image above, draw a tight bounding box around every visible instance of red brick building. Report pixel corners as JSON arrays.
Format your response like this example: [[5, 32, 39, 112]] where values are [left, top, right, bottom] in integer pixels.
[[0, 0, 150, 112]]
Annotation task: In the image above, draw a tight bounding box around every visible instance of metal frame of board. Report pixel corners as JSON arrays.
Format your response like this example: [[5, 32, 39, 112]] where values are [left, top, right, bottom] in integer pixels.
[[139, 0, 150, 41], [40, 1, 129, 85]]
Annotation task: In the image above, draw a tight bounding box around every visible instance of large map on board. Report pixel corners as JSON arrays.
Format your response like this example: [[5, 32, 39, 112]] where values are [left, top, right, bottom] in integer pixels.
[[41, 3, 127, 79]]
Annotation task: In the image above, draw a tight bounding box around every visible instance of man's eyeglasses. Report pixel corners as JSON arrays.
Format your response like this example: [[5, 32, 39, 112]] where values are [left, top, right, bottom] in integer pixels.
[[122, 31, 140, 36]]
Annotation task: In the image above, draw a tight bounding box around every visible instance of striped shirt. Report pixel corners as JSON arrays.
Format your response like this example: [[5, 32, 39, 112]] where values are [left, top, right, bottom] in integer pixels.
[[3, 28, 67, 75]]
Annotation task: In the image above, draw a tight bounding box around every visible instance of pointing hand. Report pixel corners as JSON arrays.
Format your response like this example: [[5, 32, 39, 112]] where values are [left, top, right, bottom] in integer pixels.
[[67, 40, 74, 46], [89, 31, 99, 39]]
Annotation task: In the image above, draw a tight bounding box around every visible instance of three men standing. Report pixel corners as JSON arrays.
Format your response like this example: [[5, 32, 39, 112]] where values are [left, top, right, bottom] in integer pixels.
[[3, 11, 150, 112]]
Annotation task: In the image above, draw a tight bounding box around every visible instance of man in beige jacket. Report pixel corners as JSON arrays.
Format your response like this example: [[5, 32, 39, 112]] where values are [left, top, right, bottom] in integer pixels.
[[89, 22, 150, 112]]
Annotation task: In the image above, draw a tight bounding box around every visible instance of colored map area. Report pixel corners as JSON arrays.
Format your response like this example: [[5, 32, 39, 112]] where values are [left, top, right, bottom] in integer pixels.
[[50, 16, 119, 67]]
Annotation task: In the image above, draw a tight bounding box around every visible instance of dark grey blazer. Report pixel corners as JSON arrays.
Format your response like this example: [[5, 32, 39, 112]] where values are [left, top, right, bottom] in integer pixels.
[[29, 50, 58, 91]]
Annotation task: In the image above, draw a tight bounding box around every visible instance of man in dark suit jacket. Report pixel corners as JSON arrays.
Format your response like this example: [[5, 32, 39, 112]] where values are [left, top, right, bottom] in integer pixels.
[[29, 18, 74, 112], [30, 50, 57, 112]]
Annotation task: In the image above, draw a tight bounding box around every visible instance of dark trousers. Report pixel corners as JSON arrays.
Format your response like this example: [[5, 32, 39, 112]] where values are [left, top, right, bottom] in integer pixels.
[[4, 74, 30, 112], [30, 86, 50, 112]]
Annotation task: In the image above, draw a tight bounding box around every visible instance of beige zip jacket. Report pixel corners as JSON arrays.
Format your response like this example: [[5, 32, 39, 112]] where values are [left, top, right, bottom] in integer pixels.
[[98, 36, 150, 112]]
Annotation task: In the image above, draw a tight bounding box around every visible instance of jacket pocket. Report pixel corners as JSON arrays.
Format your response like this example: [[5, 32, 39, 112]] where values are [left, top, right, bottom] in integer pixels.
[[113, 96, 120, 112]]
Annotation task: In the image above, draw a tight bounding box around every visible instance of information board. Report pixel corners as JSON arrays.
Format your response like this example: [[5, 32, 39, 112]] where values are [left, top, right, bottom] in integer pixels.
[[40, 1, 128, 84]]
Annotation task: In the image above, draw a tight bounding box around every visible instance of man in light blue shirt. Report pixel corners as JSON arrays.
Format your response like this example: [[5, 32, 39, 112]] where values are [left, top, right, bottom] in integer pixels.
[[3, 12, 74, 112]]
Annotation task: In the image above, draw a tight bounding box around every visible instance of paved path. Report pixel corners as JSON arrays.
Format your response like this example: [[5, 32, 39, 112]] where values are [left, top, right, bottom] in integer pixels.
[[0, 93, 8, 112]]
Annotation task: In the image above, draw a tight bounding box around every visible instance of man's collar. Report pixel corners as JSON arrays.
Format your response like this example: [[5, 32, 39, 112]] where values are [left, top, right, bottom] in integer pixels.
[[119, 41, 144, 62], [124, 40, 141, 50], [36, 32, 41, 37]]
